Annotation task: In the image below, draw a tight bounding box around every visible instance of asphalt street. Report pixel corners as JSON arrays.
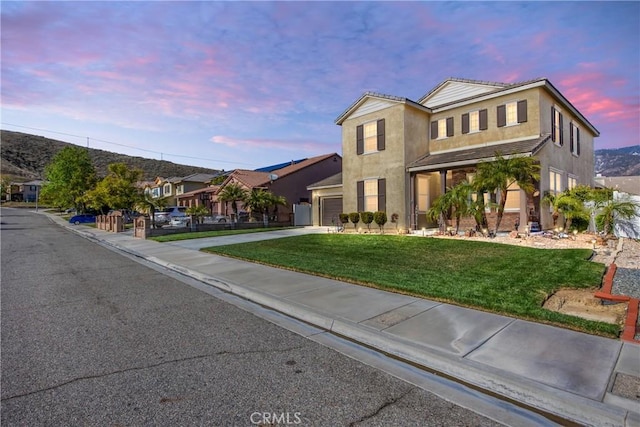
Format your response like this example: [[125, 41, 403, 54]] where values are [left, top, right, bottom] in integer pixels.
[[0, 208, 505, 426]]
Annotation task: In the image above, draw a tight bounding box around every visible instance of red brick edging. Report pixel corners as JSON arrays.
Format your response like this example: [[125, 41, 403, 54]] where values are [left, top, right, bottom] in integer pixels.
[[621, 299, 639, 342], [593, 263, 639, 342]]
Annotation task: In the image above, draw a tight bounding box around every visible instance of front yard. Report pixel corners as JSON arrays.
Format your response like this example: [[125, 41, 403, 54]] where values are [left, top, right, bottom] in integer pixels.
[[202, 234, 619, 337]]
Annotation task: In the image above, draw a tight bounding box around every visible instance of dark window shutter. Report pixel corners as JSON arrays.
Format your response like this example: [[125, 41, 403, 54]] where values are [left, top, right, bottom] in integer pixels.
[[569, 124, 574, 153], [576, 128, 581, 155], [377, 179, 386, 212], [356, 125, 364, 155], [497, 105, 506, 127], [559, 113, 564, 146], [430, 121, 438, 140], [551, 107, 556, 142], [357, 181, 364, 212], [377, 119, 385, 151], [446, 117, 454, 137], [461, 113, 469, 134], [517, 100, 528, 123], [479, 109, 488, 130]]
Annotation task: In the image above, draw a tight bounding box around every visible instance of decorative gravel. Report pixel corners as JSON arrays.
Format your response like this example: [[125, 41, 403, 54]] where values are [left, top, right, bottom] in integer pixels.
[[612, 268, 640, 299]]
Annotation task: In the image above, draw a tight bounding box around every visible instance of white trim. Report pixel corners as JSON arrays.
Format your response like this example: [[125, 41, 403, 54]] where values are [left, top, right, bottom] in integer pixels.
[[407, 152, 533, 173], [430, 135, 540, 155], [307, 183, 342, 190]]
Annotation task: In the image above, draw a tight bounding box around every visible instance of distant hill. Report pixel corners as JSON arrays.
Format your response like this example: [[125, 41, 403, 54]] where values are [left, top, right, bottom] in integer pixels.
[[595, 145, 640, 177], [1, 130, 220, 181]]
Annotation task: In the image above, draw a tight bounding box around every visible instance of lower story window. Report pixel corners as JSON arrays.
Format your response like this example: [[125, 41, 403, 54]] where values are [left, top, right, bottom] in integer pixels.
[[364, 179, 378, 212], [568, 176, 577, 190], [550, 169, 563, 195]]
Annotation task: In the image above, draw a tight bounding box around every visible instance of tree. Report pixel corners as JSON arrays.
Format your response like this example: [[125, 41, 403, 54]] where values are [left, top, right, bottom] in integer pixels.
[[40, 146, 96, 211], [427, 181, 472, 234], [0, 176, 9, 201], [217, 183, 248, 222], [135, 194, 171, 229], [243, 189, 286, 225], [349, 212, 360, 230], [595, 194, 638, 236], [360, 211, 374, 231], [186, 204, 209, 224], [84, 163, 143, 212], [373, 211, 387, 233], [475, 153, 540, 234]]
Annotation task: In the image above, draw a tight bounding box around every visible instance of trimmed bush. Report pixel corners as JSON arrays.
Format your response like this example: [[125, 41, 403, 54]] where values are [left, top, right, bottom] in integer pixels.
[[349, 212, 360, 229], [374, 211, 387, 232], [360, 211, 374, 231], [339, 213, 349, 225]]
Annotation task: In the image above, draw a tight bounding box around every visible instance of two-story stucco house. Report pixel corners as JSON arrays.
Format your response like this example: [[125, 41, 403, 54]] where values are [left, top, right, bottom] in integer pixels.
[[310, 78, 598, 232]]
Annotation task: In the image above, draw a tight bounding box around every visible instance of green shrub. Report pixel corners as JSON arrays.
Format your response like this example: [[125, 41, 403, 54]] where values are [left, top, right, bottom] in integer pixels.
[[374, 211, 387, 232], [349, 212, 360, 229], [339, 213, 349, 225], [360, 211, 374, 230]]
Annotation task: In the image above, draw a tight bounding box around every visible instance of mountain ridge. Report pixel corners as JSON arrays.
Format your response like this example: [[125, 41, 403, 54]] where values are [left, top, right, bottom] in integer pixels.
[[1, 130, 220, 181]]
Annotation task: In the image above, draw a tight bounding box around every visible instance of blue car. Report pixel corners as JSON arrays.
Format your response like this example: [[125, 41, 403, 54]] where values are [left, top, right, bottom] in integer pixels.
[[69, 214, 96, 225]]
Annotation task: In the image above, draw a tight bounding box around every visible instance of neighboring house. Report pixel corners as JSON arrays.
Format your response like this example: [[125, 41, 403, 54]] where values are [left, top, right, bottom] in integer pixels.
[[205, 153, 342, 221], [310, 77, 598, 231], [5, 180, 44, 202], [174, 173, 217, 199]]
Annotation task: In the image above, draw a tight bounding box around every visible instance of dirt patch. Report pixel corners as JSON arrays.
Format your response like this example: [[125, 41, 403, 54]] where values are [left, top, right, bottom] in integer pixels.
[[543, 288, 628, 325]]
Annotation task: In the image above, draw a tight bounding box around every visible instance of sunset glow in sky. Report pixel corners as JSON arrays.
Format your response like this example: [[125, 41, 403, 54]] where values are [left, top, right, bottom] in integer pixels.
[[2, 1, 639, 170]]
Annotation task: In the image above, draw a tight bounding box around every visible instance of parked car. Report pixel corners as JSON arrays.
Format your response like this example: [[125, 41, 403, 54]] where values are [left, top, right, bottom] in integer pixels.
[[69, 214, 96, 225], [169, 216, 191, 227], [153, 206, 187, 227], [203, 214, 230, 223]]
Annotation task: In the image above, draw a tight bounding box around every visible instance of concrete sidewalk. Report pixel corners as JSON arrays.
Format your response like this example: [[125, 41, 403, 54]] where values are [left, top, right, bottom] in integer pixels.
[[50, 215, 640, 427]]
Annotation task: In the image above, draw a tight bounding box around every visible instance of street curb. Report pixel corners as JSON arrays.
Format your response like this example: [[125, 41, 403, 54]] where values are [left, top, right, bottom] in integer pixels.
[[49, 214, 638, 427]]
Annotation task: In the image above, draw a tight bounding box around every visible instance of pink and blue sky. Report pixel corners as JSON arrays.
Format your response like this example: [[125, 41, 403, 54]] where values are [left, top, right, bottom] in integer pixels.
[[2, 1, 639, 171]]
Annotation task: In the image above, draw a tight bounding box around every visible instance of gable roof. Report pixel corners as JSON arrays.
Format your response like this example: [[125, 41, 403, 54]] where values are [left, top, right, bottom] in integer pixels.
[[307, 172, 342, 190], [335, 92, 431, 125], [175, 173, 217, 183], [418, 78, 509, 107], [222, 153, 341, 190], [407, 135, 552, 172]]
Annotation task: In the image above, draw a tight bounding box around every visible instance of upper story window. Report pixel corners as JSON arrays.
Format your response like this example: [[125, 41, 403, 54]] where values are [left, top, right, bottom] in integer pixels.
[[356, 119, 385, 155], [163, 183, 172, 195], [497, 100, 527, 127], [430, 117, 453, 140], [570, 123, 580, 156], [176, 184, 184, 195], [462, 109, 488, 134], [152, 187, 161, 198], [552, 106, 564, 146]]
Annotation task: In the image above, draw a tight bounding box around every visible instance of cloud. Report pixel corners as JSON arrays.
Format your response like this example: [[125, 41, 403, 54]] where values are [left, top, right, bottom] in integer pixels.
[[210, 135, 336, 154]]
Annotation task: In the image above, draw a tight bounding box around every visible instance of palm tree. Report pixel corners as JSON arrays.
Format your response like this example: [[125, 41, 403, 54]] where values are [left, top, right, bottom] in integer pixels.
[[217, 183, 248, 222], [135, 194, 170, 228], [542, 192, 562, 227], [427, 181, 471, 234], [244, 189, 271, 223], [596, 195, 638, 236], [475, 153, 540, 234]]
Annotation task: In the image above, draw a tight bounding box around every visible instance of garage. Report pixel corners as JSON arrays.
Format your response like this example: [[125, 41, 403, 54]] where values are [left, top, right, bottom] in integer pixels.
[[320, 197, 343, 226]]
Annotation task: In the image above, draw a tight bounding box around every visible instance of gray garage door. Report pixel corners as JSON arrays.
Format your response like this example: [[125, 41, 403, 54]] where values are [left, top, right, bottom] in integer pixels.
[[321, 197, 343, 226]]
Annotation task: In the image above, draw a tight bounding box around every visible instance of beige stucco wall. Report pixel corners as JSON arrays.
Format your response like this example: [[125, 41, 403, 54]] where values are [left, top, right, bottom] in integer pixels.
[[428, 88, 541, 152], [535, 90, 596, 229], [341, 103, 429, 229]]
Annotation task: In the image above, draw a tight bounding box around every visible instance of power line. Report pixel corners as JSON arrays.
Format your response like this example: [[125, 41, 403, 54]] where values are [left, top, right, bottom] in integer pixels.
[[1, 122, 257, 167]]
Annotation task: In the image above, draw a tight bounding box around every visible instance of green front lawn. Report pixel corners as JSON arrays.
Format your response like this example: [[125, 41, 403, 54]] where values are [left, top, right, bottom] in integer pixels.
[[150, 227, 296, 242], [202, 234, 618, 337]]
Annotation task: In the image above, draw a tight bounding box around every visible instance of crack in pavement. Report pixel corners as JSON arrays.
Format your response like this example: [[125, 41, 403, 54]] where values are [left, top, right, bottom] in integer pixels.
[[1, 345, 306, 402], [348, 388, 414, 426]]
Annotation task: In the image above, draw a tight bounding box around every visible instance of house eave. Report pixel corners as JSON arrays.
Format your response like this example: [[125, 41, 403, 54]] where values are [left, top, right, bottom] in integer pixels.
[[407, 152, 535, 173]]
